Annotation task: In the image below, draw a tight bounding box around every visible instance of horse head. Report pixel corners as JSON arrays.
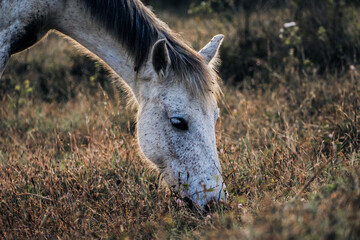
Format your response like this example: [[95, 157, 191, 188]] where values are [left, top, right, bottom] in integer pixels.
[[136, 35, 226, 210]]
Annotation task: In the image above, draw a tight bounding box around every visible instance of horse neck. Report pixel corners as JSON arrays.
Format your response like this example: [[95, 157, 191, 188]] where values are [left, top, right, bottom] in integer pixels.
[[54, 1, 152, 98]]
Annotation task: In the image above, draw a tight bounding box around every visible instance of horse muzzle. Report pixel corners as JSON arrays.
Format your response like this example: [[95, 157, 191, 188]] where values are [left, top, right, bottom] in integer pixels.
[[182, 176, 227, 211]]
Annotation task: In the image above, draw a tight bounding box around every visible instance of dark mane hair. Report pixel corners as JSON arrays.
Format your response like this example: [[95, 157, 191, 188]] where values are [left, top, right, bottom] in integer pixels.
[[81, 0, 220, 98]]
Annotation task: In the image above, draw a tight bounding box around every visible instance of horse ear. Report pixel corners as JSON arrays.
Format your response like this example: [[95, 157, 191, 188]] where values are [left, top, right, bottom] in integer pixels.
[[199, 34, 224, 66], [151, 39, 170, 78]]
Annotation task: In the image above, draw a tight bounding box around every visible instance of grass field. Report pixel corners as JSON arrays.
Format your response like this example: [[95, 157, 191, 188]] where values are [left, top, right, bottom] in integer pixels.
[[1, 8, 360, 240]]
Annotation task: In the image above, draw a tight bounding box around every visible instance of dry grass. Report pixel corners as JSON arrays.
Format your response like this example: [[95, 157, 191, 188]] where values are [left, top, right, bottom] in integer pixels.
[[1, 10, 360, 240]]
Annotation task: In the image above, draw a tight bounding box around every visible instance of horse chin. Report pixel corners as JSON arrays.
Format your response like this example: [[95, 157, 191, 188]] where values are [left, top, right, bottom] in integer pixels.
[[179, 187, 227, 212], [189, 185, 227, 211], [164, 175, 227, 211], [155, 165, 227, 211]]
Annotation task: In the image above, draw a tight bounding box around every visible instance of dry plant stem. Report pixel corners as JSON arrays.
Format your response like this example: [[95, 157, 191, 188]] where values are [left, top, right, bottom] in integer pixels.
[[17, 193, 53, 202], [294, 157, 333, 201]]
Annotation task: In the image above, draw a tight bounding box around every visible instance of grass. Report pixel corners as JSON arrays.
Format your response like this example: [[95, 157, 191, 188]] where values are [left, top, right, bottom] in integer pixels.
[[1, 9, 360, 240]]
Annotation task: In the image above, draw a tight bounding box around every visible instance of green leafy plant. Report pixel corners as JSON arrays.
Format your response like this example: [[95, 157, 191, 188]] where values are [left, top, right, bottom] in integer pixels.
[[10, 79, 33, 114]]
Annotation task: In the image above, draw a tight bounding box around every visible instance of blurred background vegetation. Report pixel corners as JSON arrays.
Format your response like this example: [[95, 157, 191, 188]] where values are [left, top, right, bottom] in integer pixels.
[[184, 0, 360, 85], [2, 0, 360, 102]]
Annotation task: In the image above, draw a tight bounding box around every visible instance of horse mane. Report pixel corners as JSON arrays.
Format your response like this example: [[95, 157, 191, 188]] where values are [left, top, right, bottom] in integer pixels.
[[80, 0, 220, 100]]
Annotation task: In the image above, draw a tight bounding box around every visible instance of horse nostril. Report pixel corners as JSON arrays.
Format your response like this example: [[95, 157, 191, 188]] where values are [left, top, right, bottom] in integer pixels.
[[182, 197, 206, 212], [204, 199, 217, 212], [204, 197, 226, 213], [182, 197, 195, 210]]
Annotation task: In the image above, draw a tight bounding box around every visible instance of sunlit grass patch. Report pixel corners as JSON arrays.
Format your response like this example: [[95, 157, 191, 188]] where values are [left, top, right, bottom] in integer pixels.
[[1, 65, 359, 238]]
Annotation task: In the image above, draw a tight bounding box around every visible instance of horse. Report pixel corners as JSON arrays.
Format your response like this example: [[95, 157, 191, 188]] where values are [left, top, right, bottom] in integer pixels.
[[0, 0, 226, 210]]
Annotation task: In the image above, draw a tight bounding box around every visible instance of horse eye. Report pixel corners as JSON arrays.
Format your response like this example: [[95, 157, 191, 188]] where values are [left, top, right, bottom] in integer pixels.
[[170, 117, 189, 131]]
